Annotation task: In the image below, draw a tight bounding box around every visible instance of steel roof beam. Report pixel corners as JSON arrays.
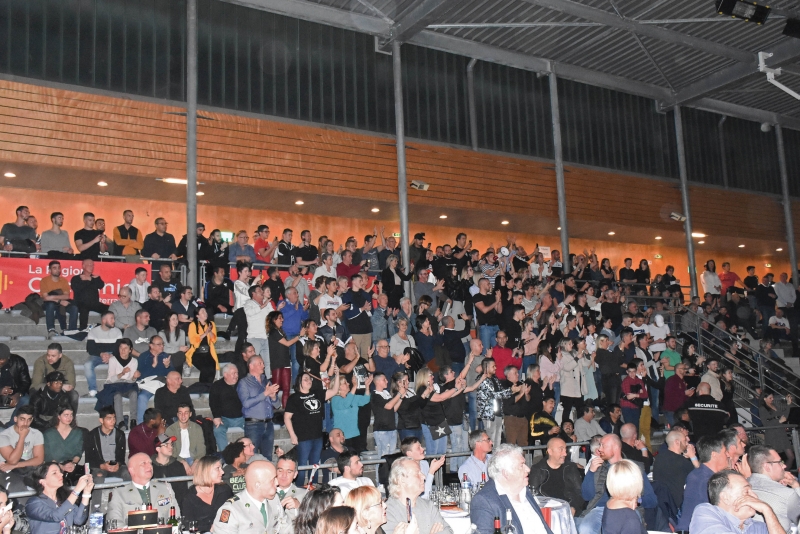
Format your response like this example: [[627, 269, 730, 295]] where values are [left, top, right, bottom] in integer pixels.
[[378, 0, 461, 50], [527, 0, 755, 64], [665, 39, 800, 107]]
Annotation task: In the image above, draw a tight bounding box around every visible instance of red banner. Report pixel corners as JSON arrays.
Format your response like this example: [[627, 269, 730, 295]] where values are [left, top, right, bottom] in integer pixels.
[[0, 257, 149, 306]]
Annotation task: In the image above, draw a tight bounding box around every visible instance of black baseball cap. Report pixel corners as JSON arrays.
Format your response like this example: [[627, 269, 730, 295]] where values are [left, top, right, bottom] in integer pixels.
[[414, 232, 425, 240]]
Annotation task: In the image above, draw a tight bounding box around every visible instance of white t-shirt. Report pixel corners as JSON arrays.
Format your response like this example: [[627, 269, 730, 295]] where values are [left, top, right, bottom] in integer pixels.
[[318, 294, 343, 312], [179, 428, 190, 459], [0, 427, 44, 461], [327, 476, 374, 498], [647, 323, 670, 352], [128, 278, 151, 304], [769, 316, 790, 329], [312, 265, 336, 286]]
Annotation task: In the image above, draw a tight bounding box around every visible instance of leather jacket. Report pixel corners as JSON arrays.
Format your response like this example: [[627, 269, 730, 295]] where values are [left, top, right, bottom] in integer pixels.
[[527, 457, 586, 514], [0, 354, 32, 396]]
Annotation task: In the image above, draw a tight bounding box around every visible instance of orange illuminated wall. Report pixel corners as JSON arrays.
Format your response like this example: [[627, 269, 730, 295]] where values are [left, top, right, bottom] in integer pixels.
[[0, 188, 789, 282]]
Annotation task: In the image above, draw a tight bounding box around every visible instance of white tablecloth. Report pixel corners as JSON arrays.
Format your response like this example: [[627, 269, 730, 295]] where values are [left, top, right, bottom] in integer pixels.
[[442, 497, 577, 534]]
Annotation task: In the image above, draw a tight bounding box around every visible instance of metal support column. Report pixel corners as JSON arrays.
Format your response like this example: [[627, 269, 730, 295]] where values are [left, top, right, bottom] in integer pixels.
[[185, 0, 198, 292], [467, 58, 478, 151], [549, 72, 570, 273], [674, 106, 698, 298], [777, 124, 799, 288], [393, 41, 411, 293]]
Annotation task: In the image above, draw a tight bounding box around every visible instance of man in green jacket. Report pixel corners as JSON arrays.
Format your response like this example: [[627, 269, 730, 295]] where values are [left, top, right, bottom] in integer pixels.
[[30, 343, 78, 411], [165, 403, 206, 474]]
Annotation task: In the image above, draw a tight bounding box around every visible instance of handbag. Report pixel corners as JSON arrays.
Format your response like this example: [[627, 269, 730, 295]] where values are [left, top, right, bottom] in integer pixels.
[[194, 344, 211, 354], [427, 422, 452, 439]]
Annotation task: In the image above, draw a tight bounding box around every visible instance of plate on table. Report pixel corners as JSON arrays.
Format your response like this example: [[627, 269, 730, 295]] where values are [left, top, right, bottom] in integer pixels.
[[440, 507, 469, 518]]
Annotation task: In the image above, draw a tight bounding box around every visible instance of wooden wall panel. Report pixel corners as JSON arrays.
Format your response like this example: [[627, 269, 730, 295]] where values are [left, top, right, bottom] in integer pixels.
[[0, 78, 796, 247]]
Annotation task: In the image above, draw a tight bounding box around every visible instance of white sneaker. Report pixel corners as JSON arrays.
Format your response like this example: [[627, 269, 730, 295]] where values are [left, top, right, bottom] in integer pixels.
[[88, 390, 97, 398]]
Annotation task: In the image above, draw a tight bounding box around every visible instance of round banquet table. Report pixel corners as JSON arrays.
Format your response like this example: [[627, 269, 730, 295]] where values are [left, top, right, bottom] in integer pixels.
[[442, 496, 577, 534]]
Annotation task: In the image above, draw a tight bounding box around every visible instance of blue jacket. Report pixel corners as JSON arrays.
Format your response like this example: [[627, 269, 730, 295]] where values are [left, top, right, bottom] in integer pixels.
[[237, 373, 281, 419], [26, 494, 89, 534], [676, 464, 714, 530], [469, 479, 554, 534], [137, 350, 173, 379], [281, 301, 308, 337]]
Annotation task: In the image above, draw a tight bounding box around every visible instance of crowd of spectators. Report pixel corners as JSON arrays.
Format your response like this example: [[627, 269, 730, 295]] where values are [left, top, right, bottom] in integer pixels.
[[3, 205, 800, 533]]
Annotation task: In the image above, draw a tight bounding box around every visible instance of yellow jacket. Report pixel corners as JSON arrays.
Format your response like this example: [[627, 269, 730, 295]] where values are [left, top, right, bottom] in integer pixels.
[[186, 321, 219, 369]]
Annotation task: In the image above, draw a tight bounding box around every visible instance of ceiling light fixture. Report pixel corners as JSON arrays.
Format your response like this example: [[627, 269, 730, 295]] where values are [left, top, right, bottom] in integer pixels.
[[691, 232, 706, 238], [158, 177, 188, 185], [196, 191, 204, 196], [738, 244, 745, 248], [655, 236, 662, 240], [4, 172, 15, 178], [97, 181, 108, 187], [698, 241, 705, 244], [295, 200, 304, 205], [439, 215, 447, 219], [557, 227, 561, 230], [716, 0, 770, 24], [371, 208, 380, 213], [777, 248, 784, 251], [501, 221, 509, 225], [608, 231, 615, 236]]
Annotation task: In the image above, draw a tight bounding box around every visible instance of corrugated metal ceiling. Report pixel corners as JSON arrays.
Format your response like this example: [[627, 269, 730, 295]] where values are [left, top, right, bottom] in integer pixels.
[[298, 0, 800, 119]]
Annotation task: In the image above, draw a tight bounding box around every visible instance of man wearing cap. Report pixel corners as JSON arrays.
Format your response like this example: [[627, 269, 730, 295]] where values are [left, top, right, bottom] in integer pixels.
[[151, 432, 190, 506], [30, 371, 73, 430], [176, 222, 213, 264], [408, 233, 427, 269], [212, 460, 292, 534], [253, 225, 277, 265], [0, 343, 32, 417], [30, 343, 78, 412], [107, 452, 180, 524]]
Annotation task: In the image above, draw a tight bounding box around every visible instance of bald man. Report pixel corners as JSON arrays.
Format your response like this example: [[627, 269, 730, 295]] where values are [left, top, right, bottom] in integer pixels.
[[528, 437, 586, 515], [213, 461, 292, 534], [619, 422, 652, 472], [687, 382, 728, 442], [106, 452, 180, 524]]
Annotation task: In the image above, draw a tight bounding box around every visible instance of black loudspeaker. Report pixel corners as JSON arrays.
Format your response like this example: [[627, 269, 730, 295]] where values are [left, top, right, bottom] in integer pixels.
[[784, 19, 800, 39]]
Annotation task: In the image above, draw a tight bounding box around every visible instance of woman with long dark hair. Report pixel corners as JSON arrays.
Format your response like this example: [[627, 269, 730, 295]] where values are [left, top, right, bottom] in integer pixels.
[[42, 407, 84, 485], [159, 311, 189, 375], [760, 390, 795, 469], [537, 340, 561, 409], [267, 311, 306, 410], [392, 372, 427, 441], [186, 306, 219, 384], [634, 259, 650, 295], [294, 485, 344, 534], [25, 463, 93, 534]]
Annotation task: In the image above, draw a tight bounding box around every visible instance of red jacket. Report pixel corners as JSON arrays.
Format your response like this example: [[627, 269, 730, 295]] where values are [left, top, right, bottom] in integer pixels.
[[620, 376, 647, 410], [127, 422, 159, 458], [336, 262, 362, 280], [493, 346, 521, 380], [664, 374, 691, 412]]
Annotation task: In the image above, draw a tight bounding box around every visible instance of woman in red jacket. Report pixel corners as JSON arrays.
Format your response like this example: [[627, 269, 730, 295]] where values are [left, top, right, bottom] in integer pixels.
[[620, 359, 648, 435]]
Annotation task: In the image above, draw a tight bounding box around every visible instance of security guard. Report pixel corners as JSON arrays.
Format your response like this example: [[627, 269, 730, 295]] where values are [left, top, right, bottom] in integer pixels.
[[213, 461, 292, 534], [107, 451, 180, 525]]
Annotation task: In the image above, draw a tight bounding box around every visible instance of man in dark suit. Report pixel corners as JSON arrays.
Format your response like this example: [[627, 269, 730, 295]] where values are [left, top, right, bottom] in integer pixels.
[[470, 444, 555, 534]]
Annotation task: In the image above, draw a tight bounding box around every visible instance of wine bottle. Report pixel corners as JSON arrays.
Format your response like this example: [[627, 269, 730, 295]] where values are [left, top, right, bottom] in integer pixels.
[[167, 506, 179, 534], [502, 508, 517, 534], [493, 516, 502, 534]]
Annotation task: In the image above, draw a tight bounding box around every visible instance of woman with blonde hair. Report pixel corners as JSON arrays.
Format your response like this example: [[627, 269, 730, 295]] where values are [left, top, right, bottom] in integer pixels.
[[414, 367, 461, 455], [345, 486, 419, 534], [180, 456, 233, 532], [601, 459, 646, 534]]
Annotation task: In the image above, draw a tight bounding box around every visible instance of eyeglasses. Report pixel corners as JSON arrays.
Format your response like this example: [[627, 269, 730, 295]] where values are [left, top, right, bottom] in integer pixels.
[[476, 438, 493, 443], [367, 498, 387, 509], [766, 460, 786, 465]]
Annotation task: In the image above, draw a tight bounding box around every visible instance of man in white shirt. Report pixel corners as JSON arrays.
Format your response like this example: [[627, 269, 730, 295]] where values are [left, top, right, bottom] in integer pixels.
[[0, 406, 44, 477], [129, 267, 151, 304], [243, 286, 274, 376], [328, 450, 374, 498], [311, 253, 337, 285], [574, 406, 606, 443], [85, 310, 123, 397], [768, 308, 791, 342], [317, 278, 348, 315], [470, 444, 552, 534]]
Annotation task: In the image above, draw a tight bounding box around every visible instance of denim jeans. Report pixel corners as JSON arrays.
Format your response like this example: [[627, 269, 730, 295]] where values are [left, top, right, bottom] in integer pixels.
[[398, 428, 423, 441], [289, 344, 299, 385], [467, 392, 478, 431], [521, 355, 537, 375], [137, 390, 154, 422], [552, 381, 561, 412], [483, 418, 503, 447], [43, 301, 78, 331], [421, 424, 448, 455], [84, 355, 106, 393], [648, 385, 660, 421], [577, 506, 604, 534], [245, 420, 275, 461], [664, 411, 675, 428], [450, 362, 465, 377], [449, 424, 469, 472], [213, 416, 246, 451], [373, 430, 398, 457], [479, 324, 500, 351], [295, 437, 323, 486], [249, 338, 272, 378], [621, 407, 641, 434]]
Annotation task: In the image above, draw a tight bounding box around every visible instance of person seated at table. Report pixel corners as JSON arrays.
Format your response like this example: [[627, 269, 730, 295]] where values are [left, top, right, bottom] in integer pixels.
[[384, 458, 453, 534], [458, 430, 493, 487], [528, 437, 585, 516], [600, 460, 647, 534], [470, 444, 554, 534], [179, 456, 233, 533]]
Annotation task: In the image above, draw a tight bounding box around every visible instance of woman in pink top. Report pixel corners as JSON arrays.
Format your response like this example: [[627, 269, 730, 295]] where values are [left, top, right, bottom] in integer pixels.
[[537, 341, 562, 409]]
